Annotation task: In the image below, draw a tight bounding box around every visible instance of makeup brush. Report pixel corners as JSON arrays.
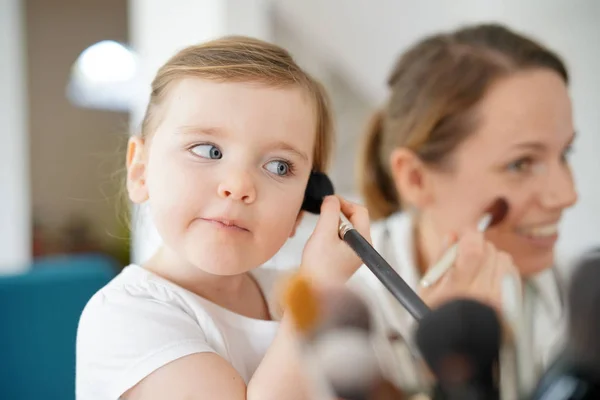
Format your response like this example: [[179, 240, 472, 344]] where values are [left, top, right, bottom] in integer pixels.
[[415, 299, 503, 400], [283, 274, 406, 400], [420, 198, 509, 288], [530, 249, 600, 400], [302, 171, 430, 321]]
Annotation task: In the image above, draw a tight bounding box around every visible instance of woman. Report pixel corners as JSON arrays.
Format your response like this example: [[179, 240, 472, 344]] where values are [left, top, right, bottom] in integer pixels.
[[350, 23, 577, 391]]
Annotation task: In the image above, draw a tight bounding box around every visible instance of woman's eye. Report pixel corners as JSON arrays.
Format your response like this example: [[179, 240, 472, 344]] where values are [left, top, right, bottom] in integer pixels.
[[265, 160, 290, 176], [561, 145, 574, 163], [507, 157, 534, 173], [190, 144, 222, 159]]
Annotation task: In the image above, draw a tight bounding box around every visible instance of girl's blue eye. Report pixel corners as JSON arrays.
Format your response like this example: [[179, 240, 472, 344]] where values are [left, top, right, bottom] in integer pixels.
[[191, 144, 222, 159], [265, 160, 290, 176]]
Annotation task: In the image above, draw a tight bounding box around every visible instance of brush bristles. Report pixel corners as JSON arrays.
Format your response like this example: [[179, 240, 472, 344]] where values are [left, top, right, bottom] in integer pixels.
[[487, 197, 509, 227], [301, 171, 335, 214], [283, 274, 321, 334]]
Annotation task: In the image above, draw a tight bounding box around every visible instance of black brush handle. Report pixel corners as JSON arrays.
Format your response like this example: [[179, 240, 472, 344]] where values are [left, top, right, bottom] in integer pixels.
[[342, 228, 430, 321]]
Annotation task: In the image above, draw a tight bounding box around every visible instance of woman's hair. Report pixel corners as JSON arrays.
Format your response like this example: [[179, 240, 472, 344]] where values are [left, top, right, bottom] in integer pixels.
[[358, 23, 569, 220], [138, 36, 334, 172]]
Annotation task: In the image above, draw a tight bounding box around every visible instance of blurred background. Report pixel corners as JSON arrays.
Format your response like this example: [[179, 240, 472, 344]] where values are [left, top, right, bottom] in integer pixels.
[[0, 0, 599, 398]]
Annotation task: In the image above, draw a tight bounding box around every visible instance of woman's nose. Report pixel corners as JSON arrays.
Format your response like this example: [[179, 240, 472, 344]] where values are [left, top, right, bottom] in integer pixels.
[[539, 162, 578, 211]]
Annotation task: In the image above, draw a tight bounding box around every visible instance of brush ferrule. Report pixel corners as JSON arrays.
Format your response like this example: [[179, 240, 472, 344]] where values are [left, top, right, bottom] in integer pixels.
[[477, 213, 493, 232], [338, 213, 354, 239]]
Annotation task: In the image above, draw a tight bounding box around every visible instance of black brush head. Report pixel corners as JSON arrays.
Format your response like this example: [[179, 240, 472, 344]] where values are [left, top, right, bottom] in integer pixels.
[[415, 299, 501, 387], [301, 171, 335, 214], [568, 248, 600, 369]]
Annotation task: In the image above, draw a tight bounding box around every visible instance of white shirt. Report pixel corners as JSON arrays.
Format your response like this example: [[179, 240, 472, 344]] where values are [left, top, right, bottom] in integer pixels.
[[76, 265, 281, 400], [348, 211, 566, 390]]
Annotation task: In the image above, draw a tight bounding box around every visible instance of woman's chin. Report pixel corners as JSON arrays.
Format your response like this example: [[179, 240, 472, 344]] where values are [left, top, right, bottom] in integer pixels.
[[515, 250, 555, 278]]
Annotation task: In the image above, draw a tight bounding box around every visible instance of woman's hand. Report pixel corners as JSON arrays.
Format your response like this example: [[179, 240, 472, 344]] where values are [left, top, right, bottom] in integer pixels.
[[420, 230, 521, 313], [300, 195, 371, 284]]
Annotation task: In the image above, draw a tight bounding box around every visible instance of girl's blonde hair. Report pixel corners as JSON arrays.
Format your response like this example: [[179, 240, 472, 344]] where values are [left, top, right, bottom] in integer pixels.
[[138, 35, 334, 172]]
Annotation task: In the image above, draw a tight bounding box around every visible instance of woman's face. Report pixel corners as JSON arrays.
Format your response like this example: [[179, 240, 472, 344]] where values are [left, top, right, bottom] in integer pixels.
[[424, 69, 577, 276]]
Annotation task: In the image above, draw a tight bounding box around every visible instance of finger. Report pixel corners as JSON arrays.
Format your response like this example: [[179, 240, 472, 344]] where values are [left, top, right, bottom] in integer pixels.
[[420, 261, 460, 308], [313, 195, 341, 239], [471, 242, 497, 290], [490, 249, 522, 312], [420, 282, 454, 309], [428, 231, 459, 276], [494, 252, 520, 295], [496, 253, 523, 319], [454, 230, 485, 286], [468, 243, 501, 309], [338, 196, 371, 241], [420, 235, 459, 288], [436, 231, 458, 260]]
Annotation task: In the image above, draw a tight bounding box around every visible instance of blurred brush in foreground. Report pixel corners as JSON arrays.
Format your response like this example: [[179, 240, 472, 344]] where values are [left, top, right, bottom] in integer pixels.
[[530, 248, 600, 399], [283, 274, 406, 400]]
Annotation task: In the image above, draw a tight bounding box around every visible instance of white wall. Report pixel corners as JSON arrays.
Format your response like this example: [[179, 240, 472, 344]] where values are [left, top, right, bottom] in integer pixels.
[[274, 0, 600, 266], [0, 0, 31, 273]]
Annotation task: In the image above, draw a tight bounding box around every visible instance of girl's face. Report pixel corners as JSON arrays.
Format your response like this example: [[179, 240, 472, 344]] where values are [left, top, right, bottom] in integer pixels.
[[420, 69, 577, 276], [127, 78, 317, 275]]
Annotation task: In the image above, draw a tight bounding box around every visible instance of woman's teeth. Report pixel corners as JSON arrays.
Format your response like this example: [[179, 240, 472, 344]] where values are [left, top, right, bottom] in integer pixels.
[[519, 224, 558, 238]]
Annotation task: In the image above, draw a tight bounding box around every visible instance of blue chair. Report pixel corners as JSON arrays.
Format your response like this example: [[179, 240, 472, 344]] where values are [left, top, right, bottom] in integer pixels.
[[0, 254, 118, 400]]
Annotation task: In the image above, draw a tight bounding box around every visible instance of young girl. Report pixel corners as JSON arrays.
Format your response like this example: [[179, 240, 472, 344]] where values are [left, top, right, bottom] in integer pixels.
[[75, 36, 371, 400]]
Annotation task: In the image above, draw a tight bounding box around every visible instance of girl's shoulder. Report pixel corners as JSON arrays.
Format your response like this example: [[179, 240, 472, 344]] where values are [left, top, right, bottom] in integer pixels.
[[83, 264, 203, 314], [76, 264, 219, 399]]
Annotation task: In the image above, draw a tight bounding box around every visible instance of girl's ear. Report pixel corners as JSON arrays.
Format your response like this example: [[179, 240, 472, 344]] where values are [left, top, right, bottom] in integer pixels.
[[126, 137, 149, 203]]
